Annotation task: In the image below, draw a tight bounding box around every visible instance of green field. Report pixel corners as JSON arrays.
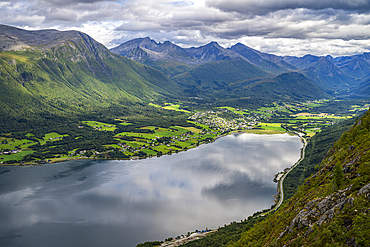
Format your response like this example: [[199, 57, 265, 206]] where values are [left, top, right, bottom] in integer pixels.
[[256, 123, 286, 132], [149, 103, 191, 113], [2, 97, 368, 165], [39, 132, 69, 145], [0, 137, 34, 150], [0, 150, 35, 163], [216, 106, 248, 115], [82, 121, 117, 131]]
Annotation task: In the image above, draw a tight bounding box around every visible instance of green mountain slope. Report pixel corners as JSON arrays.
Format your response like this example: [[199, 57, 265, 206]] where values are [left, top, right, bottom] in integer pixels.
[[0, 25, 179, 131], [172, 58, 271, 97], [226, 72, 329, 101], [230, 110, 370, 246]]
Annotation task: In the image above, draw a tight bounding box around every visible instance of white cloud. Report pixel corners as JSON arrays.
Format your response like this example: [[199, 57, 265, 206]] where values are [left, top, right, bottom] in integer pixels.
[[1, 0, 370, 56]]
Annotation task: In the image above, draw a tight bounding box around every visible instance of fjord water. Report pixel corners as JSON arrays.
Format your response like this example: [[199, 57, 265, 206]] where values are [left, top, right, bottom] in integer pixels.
[[0, 133, 302, 247]]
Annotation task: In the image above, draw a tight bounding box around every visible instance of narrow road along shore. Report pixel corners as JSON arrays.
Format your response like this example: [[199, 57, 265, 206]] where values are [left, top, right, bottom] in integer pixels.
[[271, 132, 307, 212]]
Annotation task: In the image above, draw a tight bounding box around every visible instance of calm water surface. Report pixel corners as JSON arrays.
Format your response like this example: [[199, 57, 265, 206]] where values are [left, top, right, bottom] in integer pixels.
[[0, 133, 302, 247]]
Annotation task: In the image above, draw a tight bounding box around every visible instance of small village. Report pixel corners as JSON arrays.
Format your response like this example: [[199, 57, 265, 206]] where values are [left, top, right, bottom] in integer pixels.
[[1, 99, 366, 165], [189, 110, 256, 132]]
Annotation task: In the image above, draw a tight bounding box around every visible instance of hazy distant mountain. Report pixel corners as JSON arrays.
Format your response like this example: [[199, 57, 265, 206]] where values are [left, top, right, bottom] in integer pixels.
[[283, 54, 359, 92], [334, 53, 370, 81], [111, 37, 202, 76], [224, 72, 329, 101], [111, 37, 335, 101], [283, 54, 320, 69], [111, 37, 197, 64], [172, 58, 271, 97], [302, 57, 355, 92]]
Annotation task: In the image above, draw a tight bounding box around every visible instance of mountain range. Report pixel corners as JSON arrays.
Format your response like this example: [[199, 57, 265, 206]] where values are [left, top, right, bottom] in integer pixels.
[[1, 24, 370, 130], [111, 37, 370, 96]]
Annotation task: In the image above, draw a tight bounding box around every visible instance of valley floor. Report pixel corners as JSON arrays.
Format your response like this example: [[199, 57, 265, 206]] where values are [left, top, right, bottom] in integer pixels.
[[1, 99, 368, 166]]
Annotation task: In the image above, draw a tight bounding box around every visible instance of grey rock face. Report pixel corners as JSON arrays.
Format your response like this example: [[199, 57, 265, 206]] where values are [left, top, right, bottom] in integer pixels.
[[287, 186, 353, 235], [358, 182, 370, 198]]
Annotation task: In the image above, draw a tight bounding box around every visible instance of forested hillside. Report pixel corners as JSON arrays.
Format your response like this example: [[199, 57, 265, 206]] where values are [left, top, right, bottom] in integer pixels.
[[283, 117, 357, 200], [229, 110, 370, 246]]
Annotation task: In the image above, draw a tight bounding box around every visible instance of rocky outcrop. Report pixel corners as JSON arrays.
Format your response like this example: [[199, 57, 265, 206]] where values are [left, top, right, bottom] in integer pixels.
[[276, 182, 370, 244], [358, 183, 370, 198], [277, 185, 355, 241]]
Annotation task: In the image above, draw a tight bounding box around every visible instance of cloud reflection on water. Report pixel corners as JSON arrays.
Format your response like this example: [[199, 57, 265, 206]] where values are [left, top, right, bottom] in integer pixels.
[[0, 133, 302, 247]]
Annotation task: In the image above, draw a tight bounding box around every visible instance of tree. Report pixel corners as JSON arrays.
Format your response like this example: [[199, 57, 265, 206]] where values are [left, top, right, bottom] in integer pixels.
[[333, 162, 344, 189]]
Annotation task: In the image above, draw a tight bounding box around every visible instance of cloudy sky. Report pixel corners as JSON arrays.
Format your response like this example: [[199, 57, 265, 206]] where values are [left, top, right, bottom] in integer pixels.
[[1, 0, 370, 56]]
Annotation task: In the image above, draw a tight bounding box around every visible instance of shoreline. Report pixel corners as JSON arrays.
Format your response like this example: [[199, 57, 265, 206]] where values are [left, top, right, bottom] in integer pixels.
[[1, 129, 289, 167], [263, 131, 307, 214]]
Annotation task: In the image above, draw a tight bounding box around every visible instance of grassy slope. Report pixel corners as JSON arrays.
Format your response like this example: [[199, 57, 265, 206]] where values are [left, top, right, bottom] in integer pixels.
[[231, 110, 370, 246], [283, 117, 357, 200], [236, 72, 330, 101]]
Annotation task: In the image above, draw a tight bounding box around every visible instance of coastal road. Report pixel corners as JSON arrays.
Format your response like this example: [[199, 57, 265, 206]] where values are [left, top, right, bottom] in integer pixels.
[[271, 133, 307, 211]]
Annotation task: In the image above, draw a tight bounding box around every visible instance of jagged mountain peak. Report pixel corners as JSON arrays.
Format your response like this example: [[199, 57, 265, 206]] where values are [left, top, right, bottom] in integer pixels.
[[302, 54, 319, 58], [284, 54, 321, 69], [110, 37, 159, 55], [206, 41, 222, 47], [162, 40, 173, 46], [202, 41, 225, 50], [230, 42, 256, 51], [185, 41, 243, 63]]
